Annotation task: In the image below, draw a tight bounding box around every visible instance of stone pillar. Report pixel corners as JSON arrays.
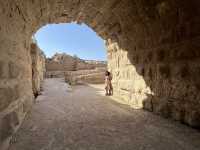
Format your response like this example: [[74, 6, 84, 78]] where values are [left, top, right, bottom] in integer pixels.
[[31, 42, 46, 98], [0, 1, 34, 149]]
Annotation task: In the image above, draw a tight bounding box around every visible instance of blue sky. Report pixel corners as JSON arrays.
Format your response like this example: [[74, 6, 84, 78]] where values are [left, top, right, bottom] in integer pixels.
[[34, 23, 107, 60]]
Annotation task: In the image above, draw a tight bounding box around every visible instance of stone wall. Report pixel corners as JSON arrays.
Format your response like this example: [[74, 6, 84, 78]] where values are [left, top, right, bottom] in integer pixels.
[[30, 42, 46, 98], [0, 0, 200, 149], [65, 68, 106, 85], [0, 35, 34, 149], [46, 53, 106, 73], [46, 53, 77, 71], [106, 0, 200, 127], [45, 71, 65, 78], [0, 39, 45, 149], [108, 39, 200, 127]]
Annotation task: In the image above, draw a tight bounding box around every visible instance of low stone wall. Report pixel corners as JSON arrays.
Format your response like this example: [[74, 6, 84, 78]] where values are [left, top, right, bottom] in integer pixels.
[[45, 71, 65, 78], [46, 53, 107, 72], [65, 69, 106, 85]]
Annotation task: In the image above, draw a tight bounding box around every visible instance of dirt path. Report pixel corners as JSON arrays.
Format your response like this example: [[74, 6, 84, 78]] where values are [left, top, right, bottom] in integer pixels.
[[9, 78, 200, 150]]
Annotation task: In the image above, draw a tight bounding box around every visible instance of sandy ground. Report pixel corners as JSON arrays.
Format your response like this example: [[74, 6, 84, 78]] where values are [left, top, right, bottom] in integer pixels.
[[8, 78, 200, 150]]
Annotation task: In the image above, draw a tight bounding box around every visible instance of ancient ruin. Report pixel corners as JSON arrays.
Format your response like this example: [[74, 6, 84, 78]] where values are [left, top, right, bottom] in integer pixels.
[[65, 68, 106, 85], [45, 53, 106, 78], [30, 40, 46, 98], [1, 0, 200, 149]]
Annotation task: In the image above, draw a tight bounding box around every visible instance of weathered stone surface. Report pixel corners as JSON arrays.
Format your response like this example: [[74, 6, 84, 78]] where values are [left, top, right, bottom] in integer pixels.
[[65, 68, 106, 85], [0, 86, 19, 112], [8, 62, 20, 79], [0, 111, 19, 141], [30, 41, 45, 97], [0, 61, 6, 78], [46, 71, 65, 78], [46, 53, 106, 78]]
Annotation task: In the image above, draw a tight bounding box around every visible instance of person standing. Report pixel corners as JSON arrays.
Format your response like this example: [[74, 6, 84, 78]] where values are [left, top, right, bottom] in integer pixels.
[[105, 71, 113, 96]]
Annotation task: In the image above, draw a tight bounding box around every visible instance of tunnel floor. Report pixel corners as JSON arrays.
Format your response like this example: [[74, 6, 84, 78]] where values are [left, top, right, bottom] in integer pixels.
[[8, 78, 200, 150]]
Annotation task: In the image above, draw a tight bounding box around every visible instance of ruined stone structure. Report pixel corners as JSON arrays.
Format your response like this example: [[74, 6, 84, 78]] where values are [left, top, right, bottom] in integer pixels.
[[48, 53, 106, 71], [0, 0, 200, 149], [31, 42, 46, 98], [46, 53, 78, 71], [65, 68, 106, 85], [46, 53, 106, 78], [0, 39, 45, 149]]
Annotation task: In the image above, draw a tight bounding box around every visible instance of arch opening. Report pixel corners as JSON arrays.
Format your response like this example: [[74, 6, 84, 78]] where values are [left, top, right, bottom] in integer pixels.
[[31, 22, 108, 90], [34, 23, 107, 60]]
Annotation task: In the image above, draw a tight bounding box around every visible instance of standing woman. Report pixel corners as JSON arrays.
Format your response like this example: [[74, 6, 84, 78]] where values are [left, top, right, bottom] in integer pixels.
[[105, 71, 113, 96], [108, 72, 113, 95]]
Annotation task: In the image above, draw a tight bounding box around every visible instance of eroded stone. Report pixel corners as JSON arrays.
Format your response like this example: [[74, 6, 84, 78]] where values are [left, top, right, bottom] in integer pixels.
[[0, 86, 19, 112]]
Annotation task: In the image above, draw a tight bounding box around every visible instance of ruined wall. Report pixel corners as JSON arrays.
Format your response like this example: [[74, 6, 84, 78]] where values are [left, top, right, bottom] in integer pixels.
[[46, 53, 77, 71], [30, 43, 46, 97], [46, 53, 106, 78], [0, 12, 34, 150], [45, 61, 65, 71], [0, 0, 200, 149], [65, 68, 106, 85], [108, 38, 200, 127], [77, 60, 107, 70], [106, 0, 200, 128], [46, 53, 106, 72], [45, 71, 65, 78], [76, 61, 94, 70]]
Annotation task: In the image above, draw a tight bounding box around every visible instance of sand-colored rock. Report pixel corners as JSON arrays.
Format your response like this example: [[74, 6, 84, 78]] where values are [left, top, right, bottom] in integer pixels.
[[30, 41, 46, 97], [46, 53, 106, 78], [65, 68, 106, 85]]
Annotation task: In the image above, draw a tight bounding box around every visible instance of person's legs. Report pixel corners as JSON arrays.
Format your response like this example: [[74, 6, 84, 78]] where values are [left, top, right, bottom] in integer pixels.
[[105, 86, 109, 96], [110, 88, 113, 96], [108, 84, 113, 96]]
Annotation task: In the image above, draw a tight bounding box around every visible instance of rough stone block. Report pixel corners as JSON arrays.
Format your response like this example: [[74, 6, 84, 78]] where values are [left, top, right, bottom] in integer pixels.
[[159, 65, 171, 79], [156, 50, 165, 62], [180, 65, 190, 79], [0, 86, 19, 112], [185, 110, 200, 128], [0, 61, 4, 78], [0, 111, 19, 142], [0, 61, 8, 79], [9, 62, 20, 78]]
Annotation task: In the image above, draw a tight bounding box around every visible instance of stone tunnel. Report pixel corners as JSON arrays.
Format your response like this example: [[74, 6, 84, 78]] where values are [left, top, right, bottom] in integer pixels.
[[1, 0, 200, 149]]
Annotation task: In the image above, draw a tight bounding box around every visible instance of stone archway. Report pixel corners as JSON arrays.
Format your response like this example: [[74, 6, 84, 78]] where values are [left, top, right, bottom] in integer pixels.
[[1, 0, 200, 149]]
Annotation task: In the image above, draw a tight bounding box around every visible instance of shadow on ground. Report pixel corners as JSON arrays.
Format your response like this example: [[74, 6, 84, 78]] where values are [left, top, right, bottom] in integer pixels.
[[8, 79, 200, 150]]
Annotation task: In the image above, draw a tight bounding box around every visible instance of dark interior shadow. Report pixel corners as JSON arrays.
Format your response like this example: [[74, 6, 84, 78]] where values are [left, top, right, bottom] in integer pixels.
[[9, 83, 200, 150], [102, 0, 200, 129]]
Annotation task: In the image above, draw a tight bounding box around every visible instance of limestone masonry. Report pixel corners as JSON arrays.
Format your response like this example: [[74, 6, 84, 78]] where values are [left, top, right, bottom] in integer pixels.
[[0, 0, 200, 149], [65, 68, 106, 85], [31, 41, 46, 98], [46, 53, 106, 78]]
